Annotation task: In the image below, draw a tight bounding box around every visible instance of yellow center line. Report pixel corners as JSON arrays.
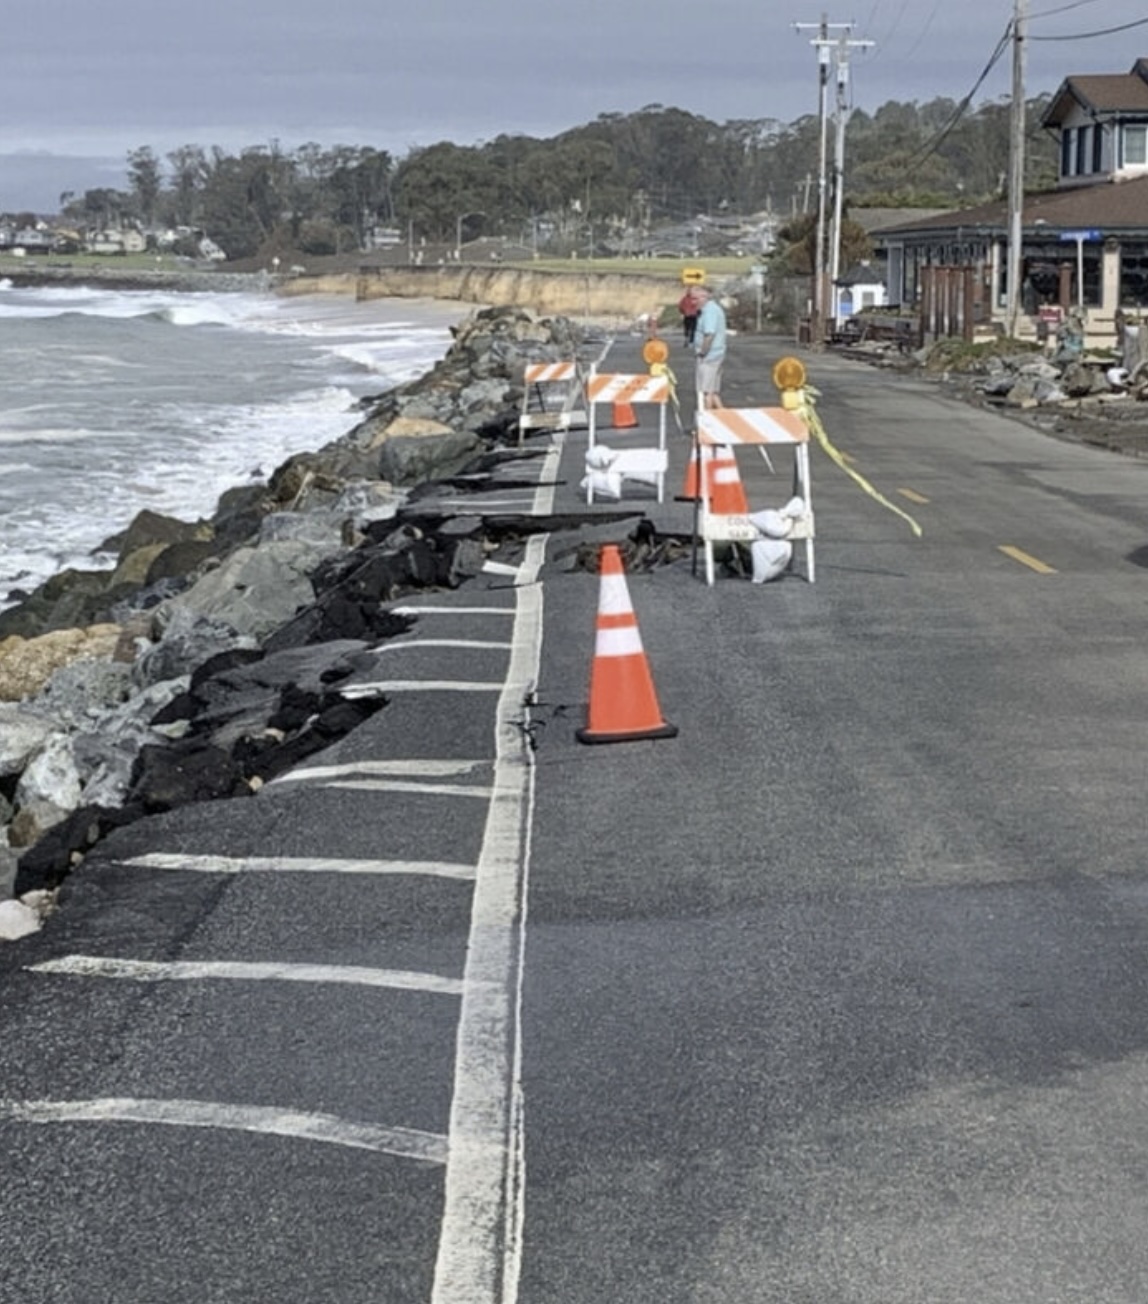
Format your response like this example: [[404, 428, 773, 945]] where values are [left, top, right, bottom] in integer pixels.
[[998, 545, 1057, 575], [897, 488, 930, 504]]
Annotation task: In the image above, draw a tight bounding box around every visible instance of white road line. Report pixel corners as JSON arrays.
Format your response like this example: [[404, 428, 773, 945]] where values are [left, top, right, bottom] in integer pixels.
[[419, 501, 539, 514], [391, 607, 515, 617], [370, 639, 512, 652], [0, 1098, 449, 1163], [271, 759, 488, 785], [432, 529, 545, 1304], [29, 956, 464, 995], [120, 853, 476, 880], [533, 434, 565, 517], [340, 680, 503, 698], [319, 780, 493, 799]]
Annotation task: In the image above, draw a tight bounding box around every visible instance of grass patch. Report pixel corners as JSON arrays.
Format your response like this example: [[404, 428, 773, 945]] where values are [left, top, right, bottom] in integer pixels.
[[0, 251, 196, 271], [503, 256, 755, 279]]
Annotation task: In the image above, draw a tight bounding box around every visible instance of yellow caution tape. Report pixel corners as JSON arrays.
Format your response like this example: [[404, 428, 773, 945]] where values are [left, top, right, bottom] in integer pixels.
[[649, 361, 687, 435], [797, 386, 923, 538]]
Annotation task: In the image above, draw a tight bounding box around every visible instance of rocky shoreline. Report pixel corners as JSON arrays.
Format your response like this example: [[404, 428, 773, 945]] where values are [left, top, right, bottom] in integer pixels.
[[0, 304, 598, 939], [0, 262, 279, 295]]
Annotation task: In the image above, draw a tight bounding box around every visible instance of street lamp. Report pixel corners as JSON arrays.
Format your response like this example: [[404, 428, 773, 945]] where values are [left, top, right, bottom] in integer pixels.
[[455, 210, 486, 261]]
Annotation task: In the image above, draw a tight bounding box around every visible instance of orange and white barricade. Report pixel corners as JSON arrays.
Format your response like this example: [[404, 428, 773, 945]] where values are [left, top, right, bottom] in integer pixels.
[[583, 370, 670, 504], [517, 361, 587, 445], [696, 407, 815, 586]]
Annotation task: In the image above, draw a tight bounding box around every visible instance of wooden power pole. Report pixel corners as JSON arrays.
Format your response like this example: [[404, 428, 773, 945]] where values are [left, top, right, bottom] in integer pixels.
[[1005, 0, 1028, 338]]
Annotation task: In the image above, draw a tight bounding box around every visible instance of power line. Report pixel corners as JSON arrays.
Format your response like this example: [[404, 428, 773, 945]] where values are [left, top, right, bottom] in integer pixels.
[[1030, 16, 1148, 39], [901, 24, 1014, 170], [1030, 0, 1104, 17], [902, 0, 945, 60]]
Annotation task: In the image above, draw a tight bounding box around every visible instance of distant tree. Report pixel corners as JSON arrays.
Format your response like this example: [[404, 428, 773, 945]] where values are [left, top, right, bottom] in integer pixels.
[[127, 147, 162, 225], [165, 145, 209, 227], [198, 148, 285, 259], [75, 188, 129, 228], [79, 90, 1064, 264], [393, 142, 503, 242]]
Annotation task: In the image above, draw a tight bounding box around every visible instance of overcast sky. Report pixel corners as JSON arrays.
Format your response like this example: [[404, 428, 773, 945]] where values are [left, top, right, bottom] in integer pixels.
[[2, 0, 1147, 212]]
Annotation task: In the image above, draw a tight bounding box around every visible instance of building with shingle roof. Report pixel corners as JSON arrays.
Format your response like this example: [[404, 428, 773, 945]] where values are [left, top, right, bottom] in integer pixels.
[[871, 60, 1148, 342]]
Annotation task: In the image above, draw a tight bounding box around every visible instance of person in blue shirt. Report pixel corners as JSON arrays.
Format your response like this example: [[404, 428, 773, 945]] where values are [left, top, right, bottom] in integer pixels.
[[692, 285, 727, 411]]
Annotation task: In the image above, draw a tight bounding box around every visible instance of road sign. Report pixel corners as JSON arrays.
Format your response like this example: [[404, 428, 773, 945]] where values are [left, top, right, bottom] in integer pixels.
[[681, 267, 706, 284], [1058, 229, 1102, 242]]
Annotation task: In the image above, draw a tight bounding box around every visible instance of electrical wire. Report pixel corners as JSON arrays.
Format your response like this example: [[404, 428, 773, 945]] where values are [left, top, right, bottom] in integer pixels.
[[1030, 16, 1148, 40], [863, 0, 912, 64], [1031, 0, 1104, 16], [902, 0, 945, 61], [900, 24, 1014, 170]]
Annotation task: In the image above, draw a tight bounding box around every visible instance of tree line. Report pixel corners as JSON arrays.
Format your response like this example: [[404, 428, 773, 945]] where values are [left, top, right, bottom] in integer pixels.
[[53, 96, 1058, 262]]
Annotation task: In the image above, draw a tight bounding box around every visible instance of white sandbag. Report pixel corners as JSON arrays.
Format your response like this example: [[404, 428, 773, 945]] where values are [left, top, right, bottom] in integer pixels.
[[584, 445, 617, 470], [750, 537, 792, 583], [580, 469, 623, 499], [748, 508, 792, 539]]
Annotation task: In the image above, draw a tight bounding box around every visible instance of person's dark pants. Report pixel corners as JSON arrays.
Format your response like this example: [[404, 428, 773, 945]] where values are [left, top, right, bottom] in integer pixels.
[[683, 314, 698, 345]]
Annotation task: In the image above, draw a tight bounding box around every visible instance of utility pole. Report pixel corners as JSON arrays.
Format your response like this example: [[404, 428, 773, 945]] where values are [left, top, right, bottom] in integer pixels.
[[795, 15, 856, 346], [1006, 0, 1028, 338], [827, 34, 873, 334]]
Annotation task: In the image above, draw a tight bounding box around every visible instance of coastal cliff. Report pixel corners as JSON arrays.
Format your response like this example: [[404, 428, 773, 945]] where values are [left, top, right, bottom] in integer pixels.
[[297, 264, 681, 318], [1, 258, 684, 319]]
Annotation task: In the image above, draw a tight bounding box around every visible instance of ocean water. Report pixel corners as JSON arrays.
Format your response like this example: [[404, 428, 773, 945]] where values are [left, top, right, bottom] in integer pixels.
[[0, 280, 465, 610]]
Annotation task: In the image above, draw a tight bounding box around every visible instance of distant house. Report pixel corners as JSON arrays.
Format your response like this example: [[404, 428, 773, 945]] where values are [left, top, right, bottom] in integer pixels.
[[86, 228, 146, 256], [1041, 58, 1148, 188], [12, 226, 53, 252], [833, 260, 888, 326], [871, 58, 1148, 341]]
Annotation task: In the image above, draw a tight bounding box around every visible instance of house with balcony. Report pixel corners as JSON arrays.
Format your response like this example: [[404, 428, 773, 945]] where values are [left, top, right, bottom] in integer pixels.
[[872, 58, 1148, 342]]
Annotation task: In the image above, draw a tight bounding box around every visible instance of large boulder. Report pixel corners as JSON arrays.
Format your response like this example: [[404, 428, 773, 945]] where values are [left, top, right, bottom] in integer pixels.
[[12, 734, 83, 841], [98, 507, 212, 557], [0, 624, 124, 702], [377, 430, 484, 486], [0, 568, 120, 640], [0, 704, 58, 776], [155, 539, 341, 641]]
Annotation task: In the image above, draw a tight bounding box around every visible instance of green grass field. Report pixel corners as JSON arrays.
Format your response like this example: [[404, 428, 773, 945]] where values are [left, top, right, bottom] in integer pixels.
[[503, 256, 755, 278], [0, 251, 194, 270]]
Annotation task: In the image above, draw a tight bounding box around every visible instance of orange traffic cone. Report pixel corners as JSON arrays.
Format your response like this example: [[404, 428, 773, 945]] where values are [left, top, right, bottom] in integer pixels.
[[577, 545, 678, 745], [612, 400, 638, 429], [707, 444, 748, 514], [680, 442, 712, 500]]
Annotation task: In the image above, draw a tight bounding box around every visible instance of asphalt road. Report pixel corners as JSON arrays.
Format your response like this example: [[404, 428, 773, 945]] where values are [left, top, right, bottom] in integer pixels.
[[4, 328, 1148, 1303]]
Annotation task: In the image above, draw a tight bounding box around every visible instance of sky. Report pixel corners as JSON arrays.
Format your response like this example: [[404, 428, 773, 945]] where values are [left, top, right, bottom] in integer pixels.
[[2, 0, 1148, 213]]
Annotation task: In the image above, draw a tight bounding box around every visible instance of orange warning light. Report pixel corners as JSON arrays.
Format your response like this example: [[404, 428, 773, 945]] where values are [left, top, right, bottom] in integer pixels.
[[642, 338, 669, 366], [772, 356, 807, 392]]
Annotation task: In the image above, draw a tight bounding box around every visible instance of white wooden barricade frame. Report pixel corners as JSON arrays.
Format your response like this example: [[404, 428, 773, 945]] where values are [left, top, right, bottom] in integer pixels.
[[517, 361, 587, 446], [696, 407, 816, 586], [584, 368, 670, 503]]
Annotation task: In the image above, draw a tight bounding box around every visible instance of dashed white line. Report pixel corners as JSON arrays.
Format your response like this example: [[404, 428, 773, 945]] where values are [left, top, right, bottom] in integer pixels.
[[370, 639, 512, 652], [29, 955, 464, 995], [319, 779, 493, 799], [0, 1098, 449, 1163], [272, 759, 487, 785], [340, 680, 504, 698], [391, 606, 515, 617], [120, 853, 476, 880]]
